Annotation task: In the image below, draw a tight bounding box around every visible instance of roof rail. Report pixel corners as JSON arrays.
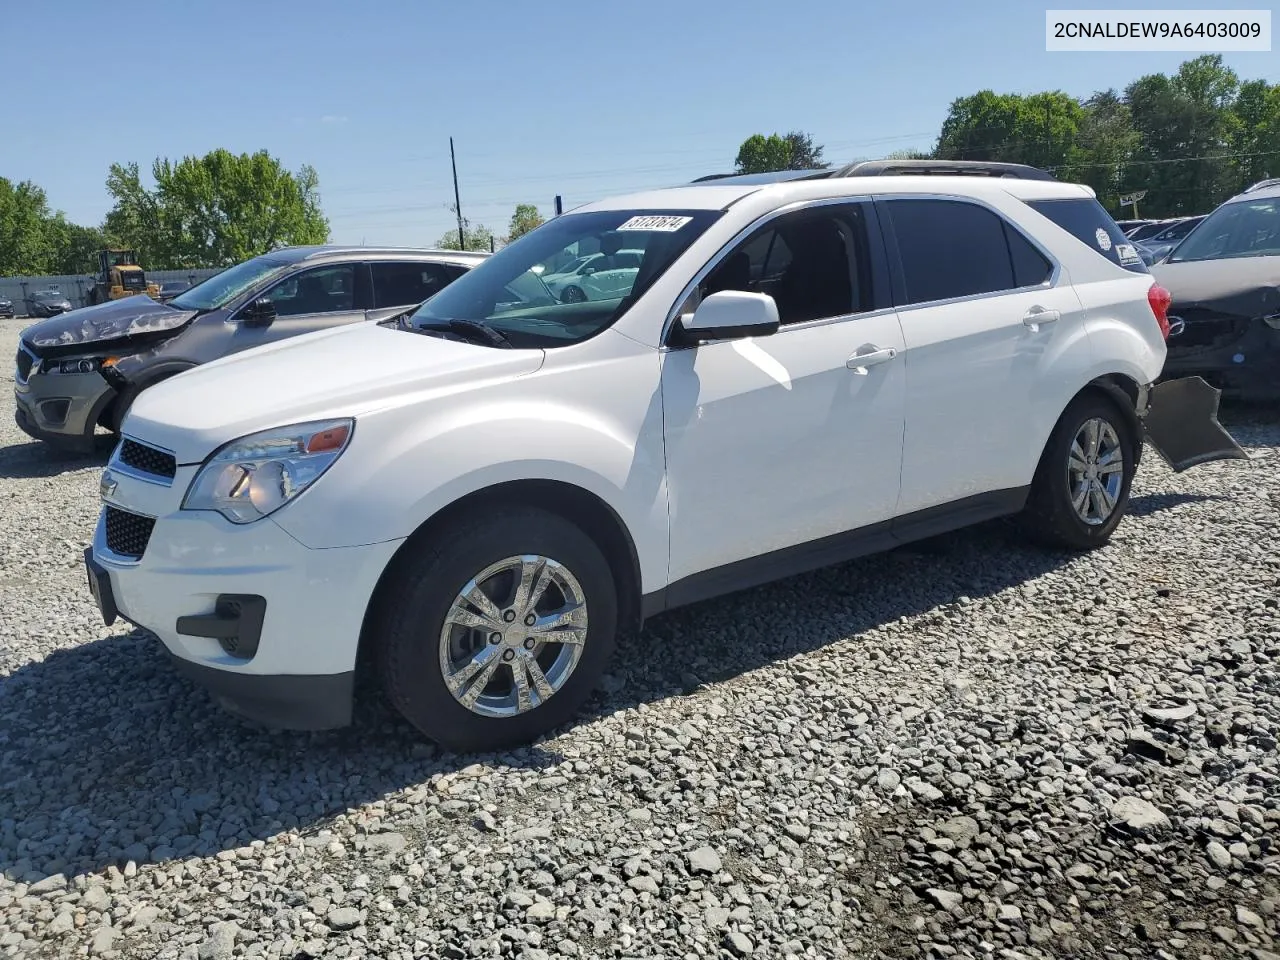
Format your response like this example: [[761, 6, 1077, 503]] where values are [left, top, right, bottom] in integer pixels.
[[1243, 177, 1280, 193], [832, 159, 1058, 181], [689, 169, 834, 185], [687, 158, 1057, 187]]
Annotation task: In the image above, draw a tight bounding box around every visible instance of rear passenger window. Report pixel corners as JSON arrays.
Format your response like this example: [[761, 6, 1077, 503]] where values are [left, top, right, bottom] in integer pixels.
[[1026, 198, 1150, 274], [1005, 223, 1053, 287], [372, 262, 461, 308], [885, 199, 1016, 305]]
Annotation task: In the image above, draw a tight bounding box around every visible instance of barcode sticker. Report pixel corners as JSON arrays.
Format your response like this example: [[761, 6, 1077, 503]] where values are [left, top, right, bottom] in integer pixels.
[[616, 215, 693, 232]]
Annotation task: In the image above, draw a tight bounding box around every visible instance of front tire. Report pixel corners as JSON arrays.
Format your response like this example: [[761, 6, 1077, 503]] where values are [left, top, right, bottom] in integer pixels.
[[1021, 391, 1138, 550], [373, 506, 618, 752]]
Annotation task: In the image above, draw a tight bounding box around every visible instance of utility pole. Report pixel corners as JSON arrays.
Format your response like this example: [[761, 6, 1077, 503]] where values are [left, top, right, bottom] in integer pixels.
[[554, 195, 563, 217], [450, 137, 465, 250]]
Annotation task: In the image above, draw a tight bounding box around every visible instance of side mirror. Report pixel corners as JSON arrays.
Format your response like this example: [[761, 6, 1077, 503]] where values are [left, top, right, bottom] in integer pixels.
[[242, 297, 277, 326], [672, 290, 780, 346], [582, 266, 597, 275]]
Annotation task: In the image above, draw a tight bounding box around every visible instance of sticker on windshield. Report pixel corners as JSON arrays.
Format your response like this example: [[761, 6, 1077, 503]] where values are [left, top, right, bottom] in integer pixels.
[[1095, 228, 1112, 251], [616, 215, 693, 232], [1116, 243, 1142, 265]]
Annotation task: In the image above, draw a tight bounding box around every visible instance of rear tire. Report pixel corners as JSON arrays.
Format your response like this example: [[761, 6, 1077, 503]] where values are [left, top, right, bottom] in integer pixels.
[[372, 506, 618, 752], [1021, 391, 1138, 551]]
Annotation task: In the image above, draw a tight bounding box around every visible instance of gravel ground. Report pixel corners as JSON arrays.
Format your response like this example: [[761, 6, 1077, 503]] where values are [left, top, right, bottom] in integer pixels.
[[1, 313, 1278, 960]]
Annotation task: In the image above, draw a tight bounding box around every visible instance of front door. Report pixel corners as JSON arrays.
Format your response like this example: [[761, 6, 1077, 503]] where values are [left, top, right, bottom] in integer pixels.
[[661, 201, 906, 588], [229, 263, 365, 353]]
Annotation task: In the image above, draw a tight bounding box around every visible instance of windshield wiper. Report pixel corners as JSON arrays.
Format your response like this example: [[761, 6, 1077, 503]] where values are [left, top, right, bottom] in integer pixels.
[[415, 318, 514, 349]]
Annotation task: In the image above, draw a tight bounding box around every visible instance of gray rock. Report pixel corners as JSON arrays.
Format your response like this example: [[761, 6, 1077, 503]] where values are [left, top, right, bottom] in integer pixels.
[[1206, 841, 1232, 870], [326, 907, 363, 931], [28, 874, 67, 896], [1110, 796, 1170, 834], [926, 888, 963, 911], [526, 901, 555, 922], [687, 845, 722, 874], [724, 930, 754, 956], [1142, 703, 1197, 724], [90, 927, 117, 956]]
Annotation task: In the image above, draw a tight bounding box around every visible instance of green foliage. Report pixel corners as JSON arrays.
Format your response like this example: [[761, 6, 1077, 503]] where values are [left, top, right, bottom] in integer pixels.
[[934, 55, 1280, 217], [0, 178, 55, 276], [507, 204, 545, 242], [735, 131, 826, 174], [782, 131, 825, 170], [105, 149, 330, 269], [436, 207, 495, 251]]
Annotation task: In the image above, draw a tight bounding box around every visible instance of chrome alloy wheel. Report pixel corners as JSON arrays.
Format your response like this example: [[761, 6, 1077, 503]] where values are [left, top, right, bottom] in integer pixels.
[[438, 555, 588, 718], [1067, 417, 1125, 526]]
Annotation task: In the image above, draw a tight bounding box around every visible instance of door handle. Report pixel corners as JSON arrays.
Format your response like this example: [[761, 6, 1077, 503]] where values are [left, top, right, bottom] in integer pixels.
[[1022, 306, 1060, 328], [846, 345, 897, 375]]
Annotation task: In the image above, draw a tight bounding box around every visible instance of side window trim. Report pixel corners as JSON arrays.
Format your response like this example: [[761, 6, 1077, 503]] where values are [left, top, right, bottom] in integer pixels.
[[661, 196, 889, 347], [874, 193, 1062, 312]]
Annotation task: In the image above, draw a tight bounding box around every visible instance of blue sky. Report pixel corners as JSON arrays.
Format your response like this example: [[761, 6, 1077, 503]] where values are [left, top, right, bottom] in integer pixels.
[[7, 0, 1279, 247]]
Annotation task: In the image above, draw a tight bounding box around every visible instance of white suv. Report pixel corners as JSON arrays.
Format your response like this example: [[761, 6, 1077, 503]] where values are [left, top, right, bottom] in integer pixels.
[[85, 163, 1244, 751]]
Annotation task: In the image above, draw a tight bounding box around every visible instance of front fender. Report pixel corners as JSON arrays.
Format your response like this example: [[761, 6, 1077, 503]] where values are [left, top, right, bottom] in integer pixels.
[[271, 367, 669, 594]]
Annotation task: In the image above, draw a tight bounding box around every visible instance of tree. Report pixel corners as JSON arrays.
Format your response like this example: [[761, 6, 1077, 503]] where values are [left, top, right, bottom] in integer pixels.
[[104, 149, 330, 268], [0, 178, 56, 276], [48, 218, 107, 275], [885, 148, 933, 160], [507, 204, 544, 242], [782, 131, 825, 169], [934, 90, 1083, 171], [436, 206, 495, 251], [734, 134, 795, 174]]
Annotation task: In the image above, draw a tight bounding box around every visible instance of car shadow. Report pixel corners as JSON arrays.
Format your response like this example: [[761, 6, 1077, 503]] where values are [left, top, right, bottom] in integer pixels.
[[0, 497, 1218, 884], [0, 438, 112, 479], [1126, 491, 1230, 517]]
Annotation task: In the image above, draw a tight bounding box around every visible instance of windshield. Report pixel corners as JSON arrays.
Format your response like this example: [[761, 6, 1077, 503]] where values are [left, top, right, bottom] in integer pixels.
[[169, 256, 291, 311], [406, 209, 723, 347], [1167, 198, 1280, 262], [548, 255, 595, 276]]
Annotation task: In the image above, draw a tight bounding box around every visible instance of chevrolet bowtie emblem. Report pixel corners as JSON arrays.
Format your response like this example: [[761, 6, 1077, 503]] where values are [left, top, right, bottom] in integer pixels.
[[100, 471, 118, 501]]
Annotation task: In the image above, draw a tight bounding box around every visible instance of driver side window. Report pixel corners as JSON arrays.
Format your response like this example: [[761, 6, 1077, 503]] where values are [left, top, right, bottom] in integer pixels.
[[264, 265, 355, 317], [691, 205, 871, 326]]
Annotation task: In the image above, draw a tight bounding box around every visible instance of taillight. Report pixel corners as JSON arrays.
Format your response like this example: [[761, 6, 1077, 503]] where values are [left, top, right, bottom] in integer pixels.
[[1148, 283, 1172, 340]]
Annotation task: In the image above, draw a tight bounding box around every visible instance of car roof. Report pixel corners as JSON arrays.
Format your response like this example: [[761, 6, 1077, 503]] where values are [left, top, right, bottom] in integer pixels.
[[572, 174, 1092, 215], [261, 245, 491, 266], [1227, 178, 1280, 202]]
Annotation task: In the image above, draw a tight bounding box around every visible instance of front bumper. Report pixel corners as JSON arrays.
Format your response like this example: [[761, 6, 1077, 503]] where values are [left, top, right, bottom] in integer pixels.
[[13, 367, 116, 449], [88, 465, 404, 731], [1162, 318, 1280, 400]]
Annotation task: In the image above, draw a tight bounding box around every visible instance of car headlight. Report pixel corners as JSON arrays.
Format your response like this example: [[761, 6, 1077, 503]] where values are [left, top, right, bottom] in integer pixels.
[[182, 419, 353, 524], [45, 357, 116, 375]]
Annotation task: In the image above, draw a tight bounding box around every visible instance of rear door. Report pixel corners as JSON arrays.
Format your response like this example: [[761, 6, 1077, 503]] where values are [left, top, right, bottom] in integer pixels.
[[227, 262, 367, 354], [367, 260, 468, 322], [879, 196, 1088, 516]]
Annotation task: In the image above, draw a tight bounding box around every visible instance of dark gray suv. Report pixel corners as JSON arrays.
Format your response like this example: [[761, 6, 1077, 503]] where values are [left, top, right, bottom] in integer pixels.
[[15, 246, 487, 452]]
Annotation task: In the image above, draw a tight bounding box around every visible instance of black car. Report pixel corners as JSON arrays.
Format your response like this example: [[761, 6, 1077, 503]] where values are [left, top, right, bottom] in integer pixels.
[[1152, 179, 1280, 400], [0, 297, 13, 319], [25, 290, 74, 318]]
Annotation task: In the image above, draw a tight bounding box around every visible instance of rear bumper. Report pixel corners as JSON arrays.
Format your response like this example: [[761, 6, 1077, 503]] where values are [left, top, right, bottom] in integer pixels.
[[1140, 375, 1249, 472]]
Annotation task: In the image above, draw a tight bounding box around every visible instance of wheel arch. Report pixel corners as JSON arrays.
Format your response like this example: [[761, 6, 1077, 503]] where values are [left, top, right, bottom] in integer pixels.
[[355, 477, 646, 680]]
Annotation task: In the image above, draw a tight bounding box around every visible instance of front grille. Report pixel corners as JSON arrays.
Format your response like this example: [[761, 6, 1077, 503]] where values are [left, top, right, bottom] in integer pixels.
[[105, 506, 155, 559], [119, 439, 177, 480], [15, 347, 33, 383]]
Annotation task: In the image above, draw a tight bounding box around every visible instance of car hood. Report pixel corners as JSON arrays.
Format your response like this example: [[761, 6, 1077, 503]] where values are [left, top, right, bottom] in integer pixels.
[[1151, 257, 1280, 321], [125, 321, 547, 464], [21, 296, 196, 356]]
